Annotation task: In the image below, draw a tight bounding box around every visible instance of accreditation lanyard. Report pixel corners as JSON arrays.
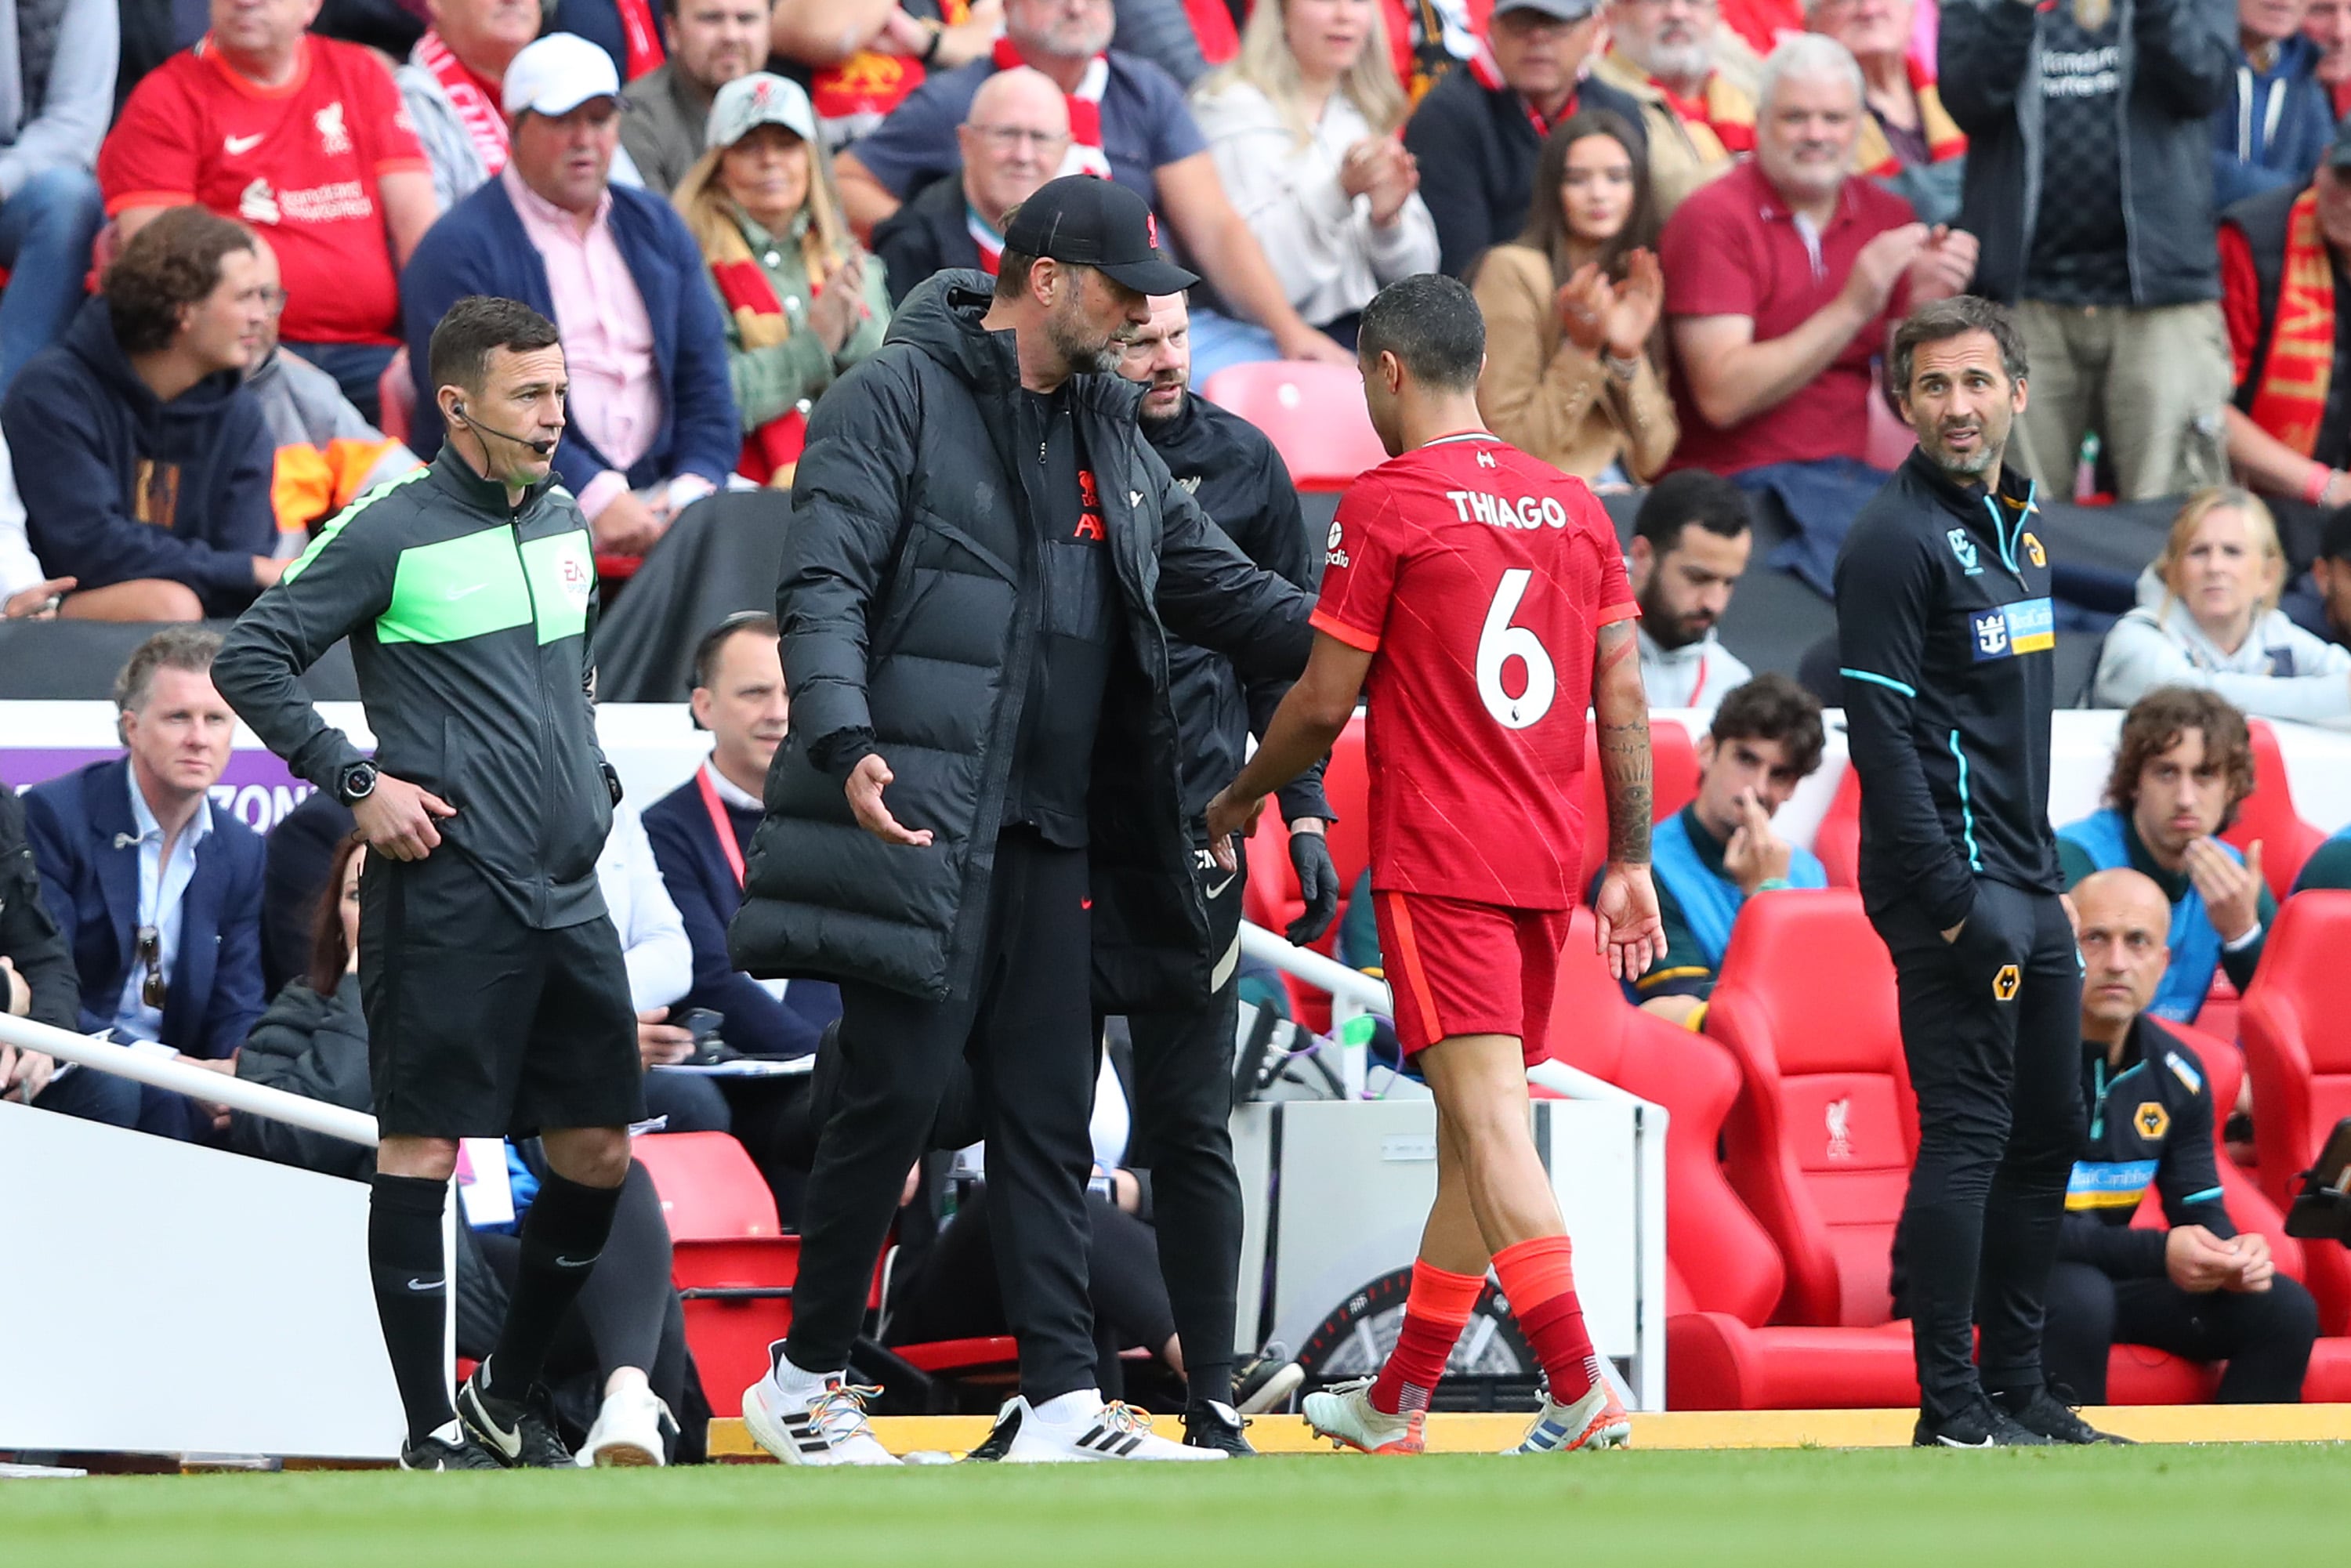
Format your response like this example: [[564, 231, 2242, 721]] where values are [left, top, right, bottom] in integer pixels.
[[697, 764, 748, 888]]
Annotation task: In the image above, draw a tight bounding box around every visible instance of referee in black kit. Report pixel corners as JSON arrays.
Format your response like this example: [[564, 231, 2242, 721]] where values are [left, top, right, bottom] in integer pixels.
[[727, 176, 1314, 1465], [216, 298, 642, 1472], [1835, 296, 2119, 1448]]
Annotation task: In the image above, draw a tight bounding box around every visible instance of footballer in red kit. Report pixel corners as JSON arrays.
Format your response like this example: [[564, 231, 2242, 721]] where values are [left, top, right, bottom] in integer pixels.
[[1312, 432, 1636, 1059], [1209, 275, 1664, 1461]]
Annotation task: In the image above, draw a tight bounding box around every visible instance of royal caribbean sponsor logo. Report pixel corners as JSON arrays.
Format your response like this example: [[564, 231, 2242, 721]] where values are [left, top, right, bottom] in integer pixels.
[[1969, 596, 2055, 661]]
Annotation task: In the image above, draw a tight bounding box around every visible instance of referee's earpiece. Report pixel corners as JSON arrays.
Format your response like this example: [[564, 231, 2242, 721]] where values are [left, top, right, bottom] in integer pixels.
[[452, 400, 469, 424]]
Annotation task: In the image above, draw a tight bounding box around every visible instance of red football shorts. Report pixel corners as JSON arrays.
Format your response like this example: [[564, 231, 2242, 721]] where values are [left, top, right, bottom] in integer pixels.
[[1372, 890, 1574, 1064]]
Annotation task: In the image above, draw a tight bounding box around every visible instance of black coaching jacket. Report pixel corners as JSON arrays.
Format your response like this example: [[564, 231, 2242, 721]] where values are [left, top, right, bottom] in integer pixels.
[[728, 272, 1314, 1010]]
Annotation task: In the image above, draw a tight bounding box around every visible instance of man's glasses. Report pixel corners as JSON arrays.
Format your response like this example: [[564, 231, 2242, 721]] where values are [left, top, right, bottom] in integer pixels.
[[136, 925, 166, 1011], [241, 285, 288, 317], [969, 125, 1071, 154]]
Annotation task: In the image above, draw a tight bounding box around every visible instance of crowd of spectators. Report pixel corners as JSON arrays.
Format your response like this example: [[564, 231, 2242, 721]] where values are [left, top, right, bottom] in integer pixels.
[[12, 0, 2351, 1420]]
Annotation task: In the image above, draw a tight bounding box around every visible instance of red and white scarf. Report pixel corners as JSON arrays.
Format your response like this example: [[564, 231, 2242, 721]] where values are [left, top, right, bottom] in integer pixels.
[[614, 0, 667, 80], [1467, 42, 1572, 139], [967, 205, 1004, 273], [417, 31, 509, 176], [993, 37, 1111, 179]]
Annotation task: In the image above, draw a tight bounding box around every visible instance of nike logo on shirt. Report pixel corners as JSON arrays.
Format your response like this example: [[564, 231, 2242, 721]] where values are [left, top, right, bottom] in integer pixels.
[[405, 1277, 441, 1291], [225, 133, 264, 155], [1204, 873, 1237, 900], [445, 583, 489, 600]]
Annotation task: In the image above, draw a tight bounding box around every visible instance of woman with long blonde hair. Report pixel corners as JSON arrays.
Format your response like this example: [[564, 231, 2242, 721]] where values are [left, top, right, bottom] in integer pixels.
[[674, 73, 892, 487], [1186, 0, 1438, 375], [2094, 487, 2351, 726]]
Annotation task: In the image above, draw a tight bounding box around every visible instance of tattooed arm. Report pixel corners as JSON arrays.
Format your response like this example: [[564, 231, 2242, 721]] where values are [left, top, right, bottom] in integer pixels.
[[1591, 617, 1665, 981]]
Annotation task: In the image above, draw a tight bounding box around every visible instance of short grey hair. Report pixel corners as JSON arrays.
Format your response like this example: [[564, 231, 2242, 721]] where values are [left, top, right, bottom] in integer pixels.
[[1758, 33, 1865, 111], [113, 626, 222, 714]]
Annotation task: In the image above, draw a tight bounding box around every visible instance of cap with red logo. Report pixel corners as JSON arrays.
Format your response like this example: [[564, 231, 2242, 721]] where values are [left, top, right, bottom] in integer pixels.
[[1001, 175, 1197, 296]]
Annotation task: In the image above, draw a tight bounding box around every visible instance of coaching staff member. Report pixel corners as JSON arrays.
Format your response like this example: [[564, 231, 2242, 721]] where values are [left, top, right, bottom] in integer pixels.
[[1835, 295, 2107, 1449], [730, 176, 1316, 1466], [215, 298, 640, 1472], [1104, 290, 1339, 1452]]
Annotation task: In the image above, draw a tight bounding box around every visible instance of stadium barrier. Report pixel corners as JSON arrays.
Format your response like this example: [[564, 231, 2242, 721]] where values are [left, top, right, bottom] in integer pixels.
[[0, 1012, 435, 1462]]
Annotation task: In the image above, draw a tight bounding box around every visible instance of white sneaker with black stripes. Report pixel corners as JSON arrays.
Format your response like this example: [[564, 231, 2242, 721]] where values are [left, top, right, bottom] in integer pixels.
[[1002, 1392, 1226, 1462], [741, 1347, 900, 1467]]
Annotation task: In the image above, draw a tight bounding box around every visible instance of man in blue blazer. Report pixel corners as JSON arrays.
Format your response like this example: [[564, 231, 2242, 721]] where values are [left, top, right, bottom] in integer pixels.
[[22, 628, 267, 1142], [643, 613, 842, 1062], [398, 32, 739, 559]]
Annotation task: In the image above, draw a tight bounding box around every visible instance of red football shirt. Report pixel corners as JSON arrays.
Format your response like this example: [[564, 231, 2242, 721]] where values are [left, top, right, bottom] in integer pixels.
[[101, 35, 428, 346], [1311, 432, 1637, 910]]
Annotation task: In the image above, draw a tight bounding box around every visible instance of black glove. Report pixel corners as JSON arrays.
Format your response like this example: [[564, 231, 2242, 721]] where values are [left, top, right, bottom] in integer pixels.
[[600, 759, 625, 808], [1288, 827, 1340, 946]]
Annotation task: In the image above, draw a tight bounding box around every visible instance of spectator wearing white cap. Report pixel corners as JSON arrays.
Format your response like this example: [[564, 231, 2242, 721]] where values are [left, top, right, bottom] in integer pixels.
[[397, 0, 651, 212], [671, 73, 890, 487], [398, 31, 741, 556]]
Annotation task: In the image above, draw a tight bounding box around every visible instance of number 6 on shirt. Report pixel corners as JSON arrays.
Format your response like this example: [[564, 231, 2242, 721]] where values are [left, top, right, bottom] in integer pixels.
[[1476, 568, 1556, 730]]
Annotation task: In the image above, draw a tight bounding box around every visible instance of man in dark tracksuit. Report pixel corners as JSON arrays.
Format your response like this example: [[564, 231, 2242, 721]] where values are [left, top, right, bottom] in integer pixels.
[[215, 298, 644, 1472], [1118, 293, 1339, 1443], [1835, 295, 2103, 1447], [729, 178, 1315, 1465], [2043, 868, 2317, 1405]]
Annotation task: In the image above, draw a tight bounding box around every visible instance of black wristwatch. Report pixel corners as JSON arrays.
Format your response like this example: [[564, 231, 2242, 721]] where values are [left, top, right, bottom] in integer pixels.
[[336, 760, 379, 806]]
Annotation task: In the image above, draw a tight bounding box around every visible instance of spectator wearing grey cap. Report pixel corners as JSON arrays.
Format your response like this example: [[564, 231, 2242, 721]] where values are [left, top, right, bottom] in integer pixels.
[[1403, 0, 1651, 277], [672, 73, 891, 487]]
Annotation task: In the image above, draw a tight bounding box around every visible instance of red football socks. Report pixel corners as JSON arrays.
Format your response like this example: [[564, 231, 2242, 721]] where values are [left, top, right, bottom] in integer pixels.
[[1369, 1260, 1486, 1416], [1493, 1234, 1602, 1405]]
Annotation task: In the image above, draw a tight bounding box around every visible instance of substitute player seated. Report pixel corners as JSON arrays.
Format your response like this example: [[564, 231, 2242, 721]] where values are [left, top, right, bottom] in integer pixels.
[[1209, 273, 1665, 1458], [2043, 869, 2317, 1407], [1621, 673, 1827, 1025]]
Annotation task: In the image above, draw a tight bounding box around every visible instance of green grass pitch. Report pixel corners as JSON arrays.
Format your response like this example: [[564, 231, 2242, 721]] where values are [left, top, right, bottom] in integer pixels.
[[4, 1447, 2342, 1568]]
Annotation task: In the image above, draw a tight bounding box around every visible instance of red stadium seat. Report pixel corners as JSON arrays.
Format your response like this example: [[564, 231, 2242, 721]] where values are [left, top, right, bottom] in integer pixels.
[[2220, 719, 2327, 901], [1704, 891, 1915, 1328], [630, 1133, 799, 1417], [1200, 362, 1389, 491], [2240, 892, 2351, 1334], [1545, 908, 1920, 1407], [1813, 766, 1862, 890], [1244, 714, 1370, 1030]]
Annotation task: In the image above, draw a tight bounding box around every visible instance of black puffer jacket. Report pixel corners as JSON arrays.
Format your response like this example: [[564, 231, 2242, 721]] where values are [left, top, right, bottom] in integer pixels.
[[729, 272, 1314, 1011], [231, 975, 375, 1184]]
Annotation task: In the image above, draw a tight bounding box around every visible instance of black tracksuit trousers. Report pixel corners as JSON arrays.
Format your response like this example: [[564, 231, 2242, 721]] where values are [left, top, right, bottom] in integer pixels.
[[1121, 848, 1250, 1407], [784, 829, 1100, 1401], [1880, 878, 2086, 1420]]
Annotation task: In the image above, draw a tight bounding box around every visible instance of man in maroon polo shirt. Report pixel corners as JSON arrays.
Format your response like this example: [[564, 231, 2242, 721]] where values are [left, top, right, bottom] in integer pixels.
[[1657, 34, 1976, 592]]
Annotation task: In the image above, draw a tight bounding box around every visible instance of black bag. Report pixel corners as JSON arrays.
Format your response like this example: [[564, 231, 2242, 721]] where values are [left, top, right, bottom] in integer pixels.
[[2284, 1117, 2351, 1244]]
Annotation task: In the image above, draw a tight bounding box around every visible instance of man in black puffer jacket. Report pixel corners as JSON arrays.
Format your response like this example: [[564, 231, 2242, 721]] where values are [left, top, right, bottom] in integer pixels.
[[730, 178, 1314, 1466]]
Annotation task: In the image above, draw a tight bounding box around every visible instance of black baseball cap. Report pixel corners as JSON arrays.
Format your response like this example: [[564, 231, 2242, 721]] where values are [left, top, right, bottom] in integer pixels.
[[1002, 175, 1198, 295]]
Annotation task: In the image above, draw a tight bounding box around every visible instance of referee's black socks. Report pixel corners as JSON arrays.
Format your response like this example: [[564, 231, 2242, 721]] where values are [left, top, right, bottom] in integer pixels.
[[368, 1172, 458, 1443], [487, 1168, 624, 1400]]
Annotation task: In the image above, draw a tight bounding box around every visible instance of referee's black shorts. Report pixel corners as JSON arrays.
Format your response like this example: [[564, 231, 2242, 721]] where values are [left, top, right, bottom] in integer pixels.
[[358, 850, 644, 1139]]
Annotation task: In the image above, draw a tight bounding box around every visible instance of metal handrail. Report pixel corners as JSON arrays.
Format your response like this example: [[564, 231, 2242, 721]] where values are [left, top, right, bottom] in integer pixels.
[[0, 1012, 378, 1146]]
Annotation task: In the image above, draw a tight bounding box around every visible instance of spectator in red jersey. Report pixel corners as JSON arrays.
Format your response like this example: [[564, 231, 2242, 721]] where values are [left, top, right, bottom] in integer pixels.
[[2308, 0, 2351, 115], [2, 207, 279, 622], [871, 65, 1070, 302], [833, 0, 1354, 364], [1806, 0, 1965, 226], [1595, 0, 1755, 217], [1660, 33, 1972, 592], [621, 0, 773, 194], [101, 0, 439, 425]]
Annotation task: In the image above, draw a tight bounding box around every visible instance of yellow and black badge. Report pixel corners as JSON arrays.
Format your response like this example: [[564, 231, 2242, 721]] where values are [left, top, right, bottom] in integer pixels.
[[2135, 1102, 2171, 1141], [1993, 964, 2021, 1001], [2023, 531, 2046, 568]]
